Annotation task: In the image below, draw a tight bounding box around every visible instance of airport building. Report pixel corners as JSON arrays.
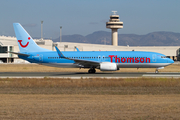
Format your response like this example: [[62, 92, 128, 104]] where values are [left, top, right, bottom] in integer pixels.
[[0, 35, 179, 63], [0, 36, 53, 63]]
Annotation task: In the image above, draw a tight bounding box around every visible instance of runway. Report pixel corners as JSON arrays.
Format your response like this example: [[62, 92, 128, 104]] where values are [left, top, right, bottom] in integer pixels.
[[1, 72, 180, 78]]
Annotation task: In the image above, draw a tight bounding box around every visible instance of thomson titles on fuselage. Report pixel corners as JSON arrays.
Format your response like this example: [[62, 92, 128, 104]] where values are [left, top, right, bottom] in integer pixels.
[[109, 55, 150, 63]]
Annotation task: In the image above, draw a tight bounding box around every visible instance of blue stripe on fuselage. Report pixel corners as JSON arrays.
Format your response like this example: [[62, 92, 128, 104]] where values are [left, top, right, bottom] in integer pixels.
[[20, 51, 170, 64]]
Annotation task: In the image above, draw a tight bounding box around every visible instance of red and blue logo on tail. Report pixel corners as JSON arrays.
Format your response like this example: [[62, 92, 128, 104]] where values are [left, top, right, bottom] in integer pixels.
[[13, 23, 50, 53]]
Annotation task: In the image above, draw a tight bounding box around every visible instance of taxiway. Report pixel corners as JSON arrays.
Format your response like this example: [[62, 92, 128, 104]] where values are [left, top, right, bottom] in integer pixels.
[[1, 72, 180, 78]]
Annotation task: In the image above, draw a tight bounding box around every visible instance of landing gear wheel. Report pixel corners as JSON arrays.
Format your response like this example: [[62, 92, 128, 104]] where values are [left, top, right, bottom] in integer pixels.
[[88, 69, 91, 73], [88, 68, 96, 73], [92, 69, 96, 73]]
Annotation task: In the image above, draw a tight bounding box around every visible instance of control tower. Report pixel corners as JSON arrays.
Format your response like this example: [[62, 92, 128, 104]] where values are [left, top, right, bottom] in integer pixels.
[[106, 11, 123, 46]]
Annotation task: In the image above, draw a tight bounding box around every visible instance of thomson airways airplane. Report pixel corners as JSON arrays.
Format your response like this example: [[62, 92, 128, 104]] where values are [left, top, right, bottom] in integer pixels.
[[11, 23, 174, 73]]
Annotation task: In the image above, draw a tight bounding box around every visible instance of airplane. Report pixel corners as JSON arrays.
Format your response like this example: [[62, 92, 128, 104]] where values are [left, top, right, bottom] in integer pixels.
[[11, 23, 174, 73]]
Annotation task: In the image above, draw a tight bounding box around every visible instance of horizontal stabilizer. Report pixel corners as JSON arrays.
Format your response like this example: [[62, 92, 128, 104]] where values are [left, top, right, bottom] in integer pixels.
[[7, 51, 30, 56]]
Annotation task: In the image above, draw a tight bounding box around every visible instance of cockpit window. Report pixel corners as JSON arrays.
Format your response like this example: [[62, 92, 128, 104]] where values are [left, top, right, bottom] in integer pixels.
[[161, 56, 167, 58]]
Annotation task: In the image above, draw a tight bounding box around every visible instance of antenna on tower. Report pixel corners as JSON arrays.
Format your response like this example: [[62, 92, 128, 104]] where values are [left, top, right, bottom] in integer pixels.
[[112, 11, 117, 15]]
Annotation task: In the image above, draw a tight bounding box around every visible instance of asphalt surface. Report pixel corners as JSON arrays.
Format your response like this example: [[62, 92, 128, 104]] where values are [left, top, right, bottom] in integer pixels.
[[1, 72, 180, 78]]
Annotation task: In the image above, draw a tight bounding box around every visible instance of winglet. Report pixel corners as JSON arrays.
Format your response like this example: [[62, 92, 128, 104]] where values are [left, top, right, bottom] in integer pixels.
[[75, 46, 80, 52], [55, 46, 65, 58]]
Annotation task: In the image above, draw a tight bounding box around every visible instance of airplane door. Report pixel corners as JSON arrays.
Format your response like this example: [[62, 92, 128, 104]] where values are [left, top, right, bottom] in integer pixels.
[[152, 54, 156, 62], [39, 54, 43, 62]]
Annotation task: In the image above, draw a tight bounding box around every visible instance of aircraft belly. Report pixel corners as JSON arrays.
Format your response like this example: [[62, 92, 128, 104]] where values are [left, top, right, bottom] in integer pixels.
[[40, 63, 171, 69], [117, 63, 171, 68]]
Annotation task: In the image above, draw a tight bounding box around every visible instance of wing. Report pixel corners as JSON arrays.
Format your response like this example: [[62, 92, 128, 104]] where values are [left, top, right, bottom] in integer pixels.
[[55, 46, 100, 67]]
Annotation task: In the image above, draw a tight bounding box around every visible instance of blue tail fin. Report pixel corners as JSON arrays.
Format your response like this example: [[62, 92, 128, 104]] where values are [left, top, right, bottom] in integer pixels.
[[13, 23, 50, 53]]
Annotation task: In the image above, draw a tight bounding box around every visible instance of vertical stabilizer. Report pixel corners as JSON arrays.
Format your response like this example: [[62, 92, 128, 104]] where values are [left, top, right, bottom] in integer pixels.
[[13, 23, 50, 53]]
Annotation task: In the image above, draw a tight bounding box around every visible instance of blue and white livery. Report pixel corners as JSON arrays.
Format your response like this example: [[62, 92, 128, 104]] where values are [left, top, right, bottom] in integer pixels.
[[11, 23, 174, 73]]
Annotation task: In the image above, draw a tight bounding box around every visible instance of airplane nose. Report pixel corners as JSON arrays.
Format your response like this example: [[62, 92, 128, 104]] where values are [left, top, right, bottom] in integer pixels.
[[168, 59, 174, 64]]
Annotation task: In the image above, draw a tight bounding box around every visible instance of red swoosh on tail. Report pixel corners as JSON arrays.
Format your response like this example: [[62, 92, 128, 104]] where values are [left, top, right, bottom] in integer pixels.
[[18, 40, 29, 48]]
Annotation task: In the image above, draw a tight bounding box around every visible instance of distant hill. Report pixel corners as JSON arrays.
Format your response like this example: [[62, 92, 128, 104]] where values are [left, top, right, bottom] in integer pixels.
[[53, 31, 180, 46]]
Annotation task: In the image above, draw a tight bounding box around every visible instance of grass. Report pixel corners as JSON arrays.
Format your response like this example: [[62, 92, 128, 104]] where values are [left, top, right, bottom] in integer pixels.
[[0, 77, 179, 95], [0, 77, 179, 87], [0, 64, 180, 119], [0, 94, 180, 120]]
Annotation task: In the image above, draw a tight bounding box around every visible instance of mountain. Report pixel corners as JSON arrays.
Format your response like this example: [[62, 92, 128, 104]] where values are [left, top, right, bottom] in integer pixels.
[[53, 31, 180, 46]]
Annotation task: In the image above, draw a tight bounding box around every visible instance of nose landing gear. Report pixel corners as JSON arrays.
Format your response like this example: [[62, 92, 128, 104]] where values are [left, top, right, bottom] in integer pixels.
[[155, 67, 164, 74], [155, 69, 159, 74]]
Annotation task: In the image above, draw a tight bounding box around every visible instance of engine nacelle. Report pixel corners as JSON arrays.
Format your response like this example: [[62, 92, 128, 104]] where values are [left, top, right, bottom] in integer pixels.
[[100, 62, 119, 71]]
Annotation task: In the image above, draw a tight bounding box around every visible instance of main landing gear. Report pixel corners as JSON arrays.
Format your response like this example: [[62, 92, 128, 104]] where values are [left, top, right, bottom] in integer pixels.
[[88, 68, 96, 73]]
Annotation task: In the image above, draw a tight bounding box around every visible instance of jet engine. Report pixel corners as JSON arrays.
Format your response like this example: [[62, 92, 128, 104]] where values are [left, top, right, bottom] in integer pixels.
[[100, 62, 119, 71]]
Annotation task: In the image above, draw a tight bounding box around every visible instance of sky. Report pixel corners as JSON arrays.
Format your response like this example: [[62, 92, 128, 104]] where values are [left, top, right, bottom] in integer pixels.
[[0, 0, 180, 39]]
